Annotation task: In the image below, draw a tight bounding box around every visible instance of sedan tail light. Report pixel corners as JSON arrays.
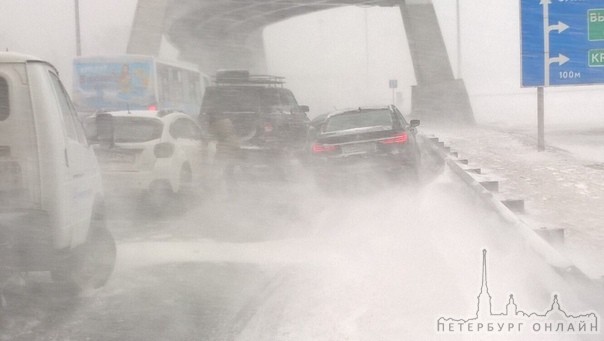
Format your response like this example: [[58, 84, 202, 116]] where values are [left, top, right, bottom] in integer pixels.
[[263, 122, 274, 133], [154, 142, 175, 158], [379, 132, 408, 144], [311, 143, 338, 154]]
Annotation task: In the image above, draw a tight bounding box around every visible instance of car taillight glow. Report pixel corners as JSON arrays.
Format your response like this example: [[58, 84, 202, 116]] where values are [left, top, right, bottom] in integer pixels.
[[264, 122, 274, 133], [147, 104, 158, 111], [380, 132, 408, 144], [154, 142, 174, 158], [312, 143, 338, 154]]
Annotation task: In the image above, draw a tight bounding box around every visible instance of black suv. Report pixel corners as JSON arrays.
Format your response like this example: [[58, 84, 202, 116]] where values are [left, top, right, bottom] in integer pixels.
[[199, 70, 310, 176]]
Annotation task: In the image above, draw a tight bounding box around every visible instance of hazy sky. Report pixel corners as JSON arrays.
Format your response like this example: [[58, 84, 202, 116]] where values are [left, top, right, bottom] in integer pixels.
[[266, 1, 604, 126], [1, 0, 137, 89], [2, 1, 604, 126], [265, 6, 414, 115]]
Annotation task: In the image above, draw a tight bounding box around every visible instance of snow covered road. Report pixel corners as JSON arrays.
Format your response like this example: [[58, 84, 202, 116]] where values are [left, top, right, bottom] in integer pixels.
[[1, 155, 601, 340]]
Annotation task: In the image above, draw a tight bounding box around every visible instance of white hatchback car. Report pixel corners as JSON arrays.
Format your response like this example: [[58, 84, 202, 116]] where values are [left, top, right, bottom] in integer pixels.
[[83, 110, 207, 208]]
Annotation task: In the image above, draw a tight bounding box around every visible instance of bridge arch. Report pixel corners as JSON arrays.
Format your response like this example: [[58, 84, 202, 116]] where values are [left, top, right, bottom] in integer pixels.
[[127, 0, 474, 123]]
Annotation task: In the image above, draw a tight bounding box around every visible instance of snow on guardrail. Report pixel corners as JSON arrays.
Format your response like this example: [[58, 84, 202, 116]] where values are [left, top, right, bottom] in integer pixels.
[[419, 133, 593, 284]]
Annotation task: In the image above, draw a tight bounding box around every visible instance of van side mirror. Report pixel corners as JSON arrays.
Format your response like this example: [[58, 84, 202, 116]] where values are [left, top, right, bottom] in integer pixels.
[[299, 105, 310, 113], [96, 113, 115, 147], [410, 119, 420, 128]]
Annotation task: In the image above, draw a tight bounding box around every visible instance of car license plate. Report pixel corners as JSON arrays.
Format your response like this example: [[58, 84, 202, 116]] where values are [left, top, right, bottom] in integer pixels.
[[341, 142, 376, 155], [98, 151, 135, 163]]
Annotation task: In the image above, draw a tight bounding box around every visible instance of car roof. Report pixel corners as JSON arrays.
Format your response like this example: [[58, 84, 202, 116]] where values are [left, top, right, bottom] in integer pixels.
[[206, 85, 283, 92], [105, 110, 161, 118], [104, 110, 188, 120], [320, 105, 394, 120], [0, 51, 43, 63], [0, 51, 58, 72]]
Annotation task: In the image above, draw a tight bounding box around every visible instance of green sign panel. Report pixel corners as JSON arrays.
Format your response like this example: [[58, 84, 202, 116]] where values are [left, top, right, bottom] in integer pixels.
[[589, 49, 604, 66], [588, 9, 604, 41]]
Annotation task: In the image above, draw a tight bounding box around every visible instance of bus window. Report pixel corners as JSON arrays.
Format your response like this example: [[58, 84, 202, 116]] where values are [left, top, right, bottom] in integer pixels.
[[171, 68, 183, 102], [158, 65, 169, 104], [187, 71, 201, 104], [0, 77, 9, 121]]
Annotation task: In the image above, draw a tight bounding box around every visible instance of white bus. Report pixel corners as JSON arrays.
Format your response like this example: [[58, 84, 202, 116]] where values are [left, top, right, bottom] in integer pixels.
[[73, 55, 210, 117]]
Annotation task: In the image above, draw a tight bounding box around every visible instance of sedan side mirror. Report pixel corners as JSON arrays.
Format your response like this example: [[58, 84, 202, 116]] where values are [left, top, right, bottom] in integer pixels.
[[410, 119, 420, 128], [299, 105, 310, 113]]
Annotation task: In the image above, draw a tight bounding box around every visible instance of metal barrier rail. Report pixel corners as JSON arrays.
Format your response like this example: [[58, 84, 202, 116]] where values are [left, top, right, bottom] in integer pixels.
[[419, 134, 593, 284]]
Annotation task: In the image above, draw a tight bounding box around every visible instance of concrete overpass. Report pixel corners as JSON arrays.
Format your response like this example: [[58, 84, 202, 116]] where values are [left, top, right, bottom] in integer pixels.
[[127, 0, 474, 123]]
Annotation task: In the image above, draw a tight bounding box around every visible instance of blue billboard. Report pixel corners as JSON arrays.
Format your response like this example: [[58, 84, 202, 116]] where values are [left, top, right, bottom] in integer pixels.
[[521, 0, 604, 87], [73, 58, 155, 111]]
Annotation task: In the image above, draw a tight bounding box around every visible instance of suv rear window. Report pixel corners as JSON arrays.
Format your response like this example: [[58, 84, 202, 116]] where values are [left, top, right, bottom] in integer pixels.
[[324, 109, 393, 133], [84, 117, 163, 143], [0, 77, 9, 121], [201, 87, 284, 114], [202, 87, 261, 113]]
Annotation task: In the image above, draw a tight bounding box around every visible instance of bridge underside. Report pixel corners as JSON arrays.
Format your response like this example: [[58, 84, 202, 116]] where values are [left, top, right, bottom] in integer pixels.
[[127, 0, 474, 123]]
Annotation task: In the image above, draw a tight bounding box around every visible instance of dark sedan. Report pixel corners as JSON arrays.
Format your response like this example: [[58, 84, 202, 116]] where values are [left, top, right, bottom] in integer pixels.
[[307, 105, 421, 189]]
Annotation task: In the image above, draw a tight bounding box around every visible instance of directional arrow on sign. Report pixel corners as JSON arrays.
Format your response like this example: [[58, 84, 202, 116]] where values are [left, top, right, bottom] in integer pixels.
[[549, 53, 570, 66], [523, 0, 604, 86], [548, 21, 569, 34]]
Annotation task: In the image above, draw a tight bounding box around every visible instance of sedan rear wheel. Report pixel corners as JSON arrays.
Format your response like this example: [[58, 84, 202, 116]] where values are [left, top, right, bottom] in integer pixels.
[[147, 180, 174, 212], [179, 165, 193, 194], [177, 165, 196, 211]]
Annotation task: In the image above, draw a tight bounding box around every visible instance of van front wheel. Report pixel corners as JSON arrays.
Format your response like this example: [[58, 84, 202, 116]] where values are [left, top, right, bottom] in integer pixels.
[[70, 222, 116, 291], [52, 215, 117, 292]]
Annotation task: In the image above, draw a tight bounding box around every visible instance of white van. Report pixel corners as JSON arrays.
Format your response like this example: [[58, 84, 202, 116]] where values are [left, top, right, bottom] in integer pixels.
[[0, 52, 115, 290]]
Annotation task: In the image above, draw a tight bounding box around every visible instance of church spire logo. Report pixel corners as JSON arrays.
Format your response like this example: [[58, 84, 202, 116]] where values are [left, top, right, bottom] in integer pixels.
[[437, 250, 599, 335]]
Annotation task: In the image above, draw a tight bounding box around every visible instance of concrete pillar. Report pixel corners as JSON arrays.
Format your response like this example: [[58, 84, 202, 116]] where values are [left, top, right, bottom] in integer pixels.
[[245, 29, 268, 74], [399, 0, 475, 124], [127, 0, 170, 56]]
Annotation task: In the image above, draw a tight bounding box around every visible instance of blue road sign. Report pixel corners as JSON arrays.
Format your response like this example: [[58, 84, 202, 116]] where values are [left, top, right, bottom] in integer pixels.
[[521, 0, 604, 87]]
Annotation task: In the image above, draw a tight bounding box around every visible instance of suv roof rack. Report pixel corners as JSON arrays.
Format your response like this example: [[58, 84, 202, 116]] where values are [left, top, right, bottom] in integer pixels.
[[214, 69, 285, 88]]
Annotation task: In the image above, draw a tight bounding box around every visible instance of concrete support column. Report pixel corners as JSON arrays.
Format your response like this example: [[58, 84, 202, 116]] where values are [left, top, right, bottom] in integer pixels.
[[399, 0, 474, 124], [127, 0, 170, 56], [245, 30, 268, 74]]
